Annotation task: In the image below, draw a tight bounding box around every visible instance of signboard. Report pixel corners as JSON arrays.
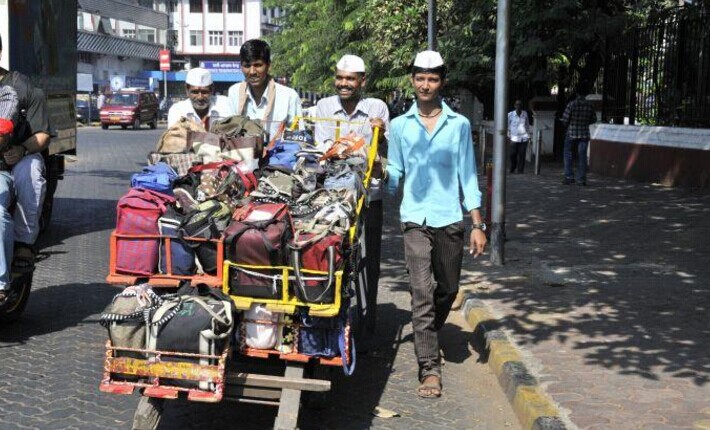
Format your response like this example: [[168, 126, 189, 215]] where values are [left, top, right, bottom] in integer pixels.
[[77, 73, 93, 92], [159, 50, 171, 71], [126, 77, 151, 90], [199, 61, 241, 73], [110, 75, 125, 92]]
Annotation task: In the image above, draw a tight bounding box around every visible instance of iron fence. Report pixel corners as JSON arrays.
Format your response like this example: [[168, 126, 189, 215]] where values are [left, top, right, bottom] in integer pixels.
[[602, 8, 710, 127]]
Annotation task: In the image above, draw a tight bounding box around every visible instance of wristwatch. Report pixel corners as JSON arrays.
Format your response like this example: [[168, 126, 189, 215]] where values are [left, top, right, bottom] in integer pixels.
[[472, 222, 487, 232]]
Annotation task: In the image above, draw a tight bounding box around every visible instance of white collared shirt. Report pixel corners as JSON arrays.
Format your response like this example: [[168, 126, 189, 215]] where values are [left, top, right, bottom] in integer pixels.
[[167, 95, 232, 129], [226, 81, 302, 137], [507, 110, 530, 142]]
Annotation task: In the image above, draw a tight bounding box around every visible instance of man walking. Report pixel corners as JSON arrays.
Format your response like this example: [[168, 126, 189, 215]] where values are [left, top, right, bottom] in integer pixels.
[[167, 67, 231, 129], [386, 51, 487, 398], [314, 54, 389, 338], [227, 39, 301, 139], [561, 89, 597, 185], [507, 99, 530, 174]]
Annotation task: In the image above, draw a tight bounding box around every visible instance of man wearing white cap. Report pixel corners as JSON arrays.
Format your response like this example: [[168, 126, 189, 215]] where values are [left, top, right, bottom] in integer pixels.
[[167, 67, 231, 129], [386, 51, 487, 398], [314, 54, 389, 341]]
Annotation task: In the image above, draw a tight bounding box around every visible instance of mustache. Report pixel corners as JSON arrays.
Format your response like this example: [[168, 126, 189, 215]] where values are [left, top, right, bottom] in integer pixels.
[[192, 99, 210, 108], [337, 86, 354, 91]]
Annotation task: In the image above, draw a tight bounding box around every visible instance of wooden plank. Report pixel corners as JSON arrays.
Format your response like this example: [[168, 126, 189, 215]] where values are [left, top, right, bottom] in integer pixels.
[[273, 363, 305, 430], [226, 385, 283, 400], [226, 372, 331, 393]]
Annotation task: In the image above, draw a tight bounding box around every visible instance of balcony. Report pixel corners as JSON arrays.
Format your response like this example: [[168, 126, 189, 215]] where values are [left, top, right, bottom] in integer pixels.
[[78, 30, 162, 60], [78, 0, 169, 30]]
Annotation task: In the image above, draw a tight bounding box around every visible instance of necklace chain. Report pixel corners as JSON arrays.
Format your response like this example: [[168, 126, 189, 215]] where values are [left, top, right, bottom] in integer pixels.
[[418, 108, 442, 118]]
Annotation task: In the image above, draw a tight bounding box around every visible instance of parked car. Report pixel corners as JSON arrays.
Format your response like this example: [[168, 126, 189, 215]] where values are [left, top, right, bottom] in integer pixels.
[[100, 89, 159, 130], [76, 98, 99, 124]]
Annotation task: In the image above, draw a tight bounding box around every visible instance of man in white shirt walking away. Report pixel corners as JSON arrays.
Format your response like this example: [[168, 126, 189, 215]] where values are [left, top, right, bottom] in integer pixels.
[[167, 67, 232, 129], [507, 99, 531, 174]]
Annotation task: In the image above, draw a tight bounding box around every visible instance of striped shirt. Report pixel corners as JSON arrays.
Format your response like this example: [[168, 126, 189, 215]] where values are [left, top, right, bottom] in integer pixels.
[[561, 97, 597, 139]]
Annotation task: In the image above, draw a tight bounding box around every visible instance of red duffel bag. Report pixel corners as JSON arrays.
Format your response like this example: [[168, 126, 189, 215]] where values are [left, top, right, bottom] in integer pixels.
[[289, 231, 345, 305], [115, 188, 175, 275]]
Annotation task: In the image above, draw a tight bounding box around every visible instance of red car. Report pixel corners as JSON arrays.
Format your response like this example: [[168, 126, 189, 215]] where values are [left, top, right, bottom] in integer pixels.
[[100, 90, 159, 130]]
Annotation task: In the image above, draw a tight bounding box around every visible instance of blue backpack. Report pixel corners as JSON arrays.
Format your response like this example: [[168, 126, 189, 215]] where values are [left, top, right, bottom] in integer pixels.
[[267, 130, 314, 170], [131, 162, 178, 195]]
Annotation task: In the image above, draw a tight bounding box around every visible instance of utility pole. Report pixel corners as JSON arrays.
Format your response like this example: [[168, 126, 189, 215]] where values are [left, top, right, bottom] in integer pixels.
[[491, 0, 511, 265], [428, 0, 437, 50]]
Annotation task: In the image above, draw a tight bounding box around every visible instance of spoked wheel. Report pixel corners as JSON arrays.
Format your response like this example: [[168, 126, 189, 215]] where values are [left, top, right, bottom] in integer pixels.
[[132, 396, 164, 430], [0, 272, 33, 323]]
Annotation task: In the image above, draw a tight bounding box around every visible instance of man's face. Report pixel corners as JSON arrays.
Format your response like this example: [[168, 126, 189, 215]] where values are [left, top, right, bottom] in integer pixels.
[[242, 60, 270, 88], [514, 101, 522, 112], [187, 85, 212, 111], [335, 70, 365, 102], [411, 72, 444, 103]]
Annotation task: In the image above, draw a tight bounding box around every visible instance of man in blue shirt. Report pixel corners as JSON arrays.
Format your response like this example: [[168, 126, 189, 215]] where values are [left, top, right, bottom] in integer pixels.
[[386, 51, 487, 398]]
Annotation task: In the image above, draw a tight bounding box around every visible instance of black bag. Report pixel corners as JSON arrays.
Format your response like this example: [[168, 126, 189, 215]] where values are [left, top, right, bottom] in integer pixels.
[[180, 200, 231, 273], [158, 206, 196, 275], [147, 284, 235, 389]]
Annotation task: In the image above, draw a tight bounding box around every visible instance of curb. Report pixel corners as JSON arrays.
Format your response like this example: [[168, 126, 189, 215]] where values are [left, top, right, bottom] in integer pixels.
[[461, 294, 569, 430]]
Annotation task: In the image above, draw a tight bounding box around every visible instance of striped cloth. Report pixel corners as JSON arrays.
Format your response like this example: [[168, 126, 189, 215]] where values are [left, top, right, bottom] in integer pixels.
[[0, 84, 18, 122]]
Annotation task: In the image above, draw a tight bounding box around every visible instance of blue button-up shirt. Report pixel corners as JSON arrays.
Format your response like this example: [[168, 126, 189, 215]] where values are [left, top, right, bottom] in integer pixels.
[[386, 102, 481, 228]]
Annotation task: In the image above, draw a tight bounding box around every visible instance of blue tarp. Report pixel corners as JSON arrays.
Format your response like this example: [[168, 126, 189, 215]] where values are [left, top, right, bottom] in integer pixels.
[[139, 71, 245, 83]]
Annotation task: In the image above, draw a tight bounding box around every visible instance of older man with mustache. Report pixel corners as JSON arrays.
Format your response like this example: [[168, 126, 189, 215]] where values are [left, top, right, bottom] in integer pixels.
[[167, 67, 231, 129]]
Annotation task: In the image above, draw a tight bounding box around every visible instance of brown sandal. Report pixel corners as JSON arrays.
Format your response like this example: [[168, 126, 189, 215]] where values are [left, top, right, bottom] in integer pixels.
[[417, 375, 442, 398]]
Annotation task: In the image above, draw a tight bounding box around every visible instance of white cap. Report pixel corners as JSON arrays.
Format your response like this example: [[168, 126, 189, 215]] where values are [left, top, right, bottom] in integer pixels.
[[413, 50, 444, 69], [336, 55, 366, 73], [185, 67, 213, 87]]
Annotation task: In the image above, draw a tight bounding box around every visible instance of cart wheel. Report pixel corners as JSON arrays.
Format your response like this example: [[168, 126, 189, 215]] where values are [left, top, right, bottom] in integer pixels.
[[132, 396, 164, 430]]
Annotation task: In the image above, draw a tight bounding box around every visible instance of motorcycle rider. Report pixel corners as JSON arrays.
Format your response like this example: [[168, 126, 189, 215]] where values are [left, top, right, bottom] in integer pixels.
[[0, 84, 18, 301]]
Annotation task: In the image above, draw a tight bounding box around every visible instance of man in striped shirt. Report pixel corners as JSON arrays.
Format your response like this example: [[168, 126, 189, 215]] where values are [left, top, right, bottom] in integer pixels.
[[0, 84, 18, 301], [560, 90, 597, 185]]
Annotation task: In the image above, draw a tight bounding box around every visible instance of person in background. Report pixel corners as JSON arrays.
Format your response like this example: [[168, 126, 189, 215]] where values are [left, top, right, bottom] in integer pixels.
[[560, 88, 597, 186], [96, 91, 106, 110], [0, 34, 52, 274], [386, 51, 487, 399], [314, 54, 390, 340], [167, 67, 231, 129], [507, 99, 531, 174], [227, 39, 301, 139], [0, 85, 18, 301]]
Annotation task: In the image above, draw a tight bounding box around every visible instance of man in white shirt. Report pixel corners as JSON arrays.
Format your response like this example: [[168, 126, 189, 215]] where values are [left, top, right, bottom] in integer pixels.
[[507, 99, 531, 174], [227, 39, 301, 139], [167, 67, 232, 129], [314, 54, 389, 339]]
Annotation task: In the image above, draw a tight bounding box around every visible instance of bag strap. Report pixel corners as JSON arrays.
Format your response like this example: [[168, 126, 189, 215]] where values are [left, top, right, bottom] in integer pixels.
[[237, 79, 276, 123], [290, 245, 336, 304]]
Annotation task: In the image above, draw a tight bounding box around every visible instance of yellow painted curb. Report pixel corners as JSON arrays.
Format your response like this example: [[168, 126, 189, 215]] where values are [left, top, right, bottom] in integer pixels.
[[693, 420, 710, 430], [465, 306, 494, 329], [488, 340, 524, 377], [513, 386, 561, 430]]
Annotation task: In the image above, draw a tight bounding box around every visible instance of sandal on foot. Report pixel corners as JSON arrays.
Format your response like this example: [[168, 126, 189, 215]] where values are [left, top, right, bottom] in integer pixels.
[[417, 375, 442, 399], [12, 244, 36, 274]]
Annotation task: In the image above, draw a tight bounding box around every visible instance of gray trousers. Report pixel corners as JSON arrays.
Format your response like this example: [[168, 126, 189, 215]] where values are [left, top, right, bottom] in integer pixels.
[[402, 221, 464, 380]]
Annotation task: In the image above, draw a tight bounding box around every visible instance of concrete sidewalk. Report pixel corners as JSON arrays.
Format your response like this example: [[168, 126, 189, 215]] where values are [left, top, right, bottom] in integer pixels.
[[461, 165, 710, 430]]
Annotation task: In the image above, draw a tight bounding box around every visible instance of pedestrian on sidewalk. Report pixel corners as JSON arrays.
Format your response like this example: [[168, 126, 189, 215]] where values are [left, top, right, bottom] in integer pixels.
[[314, 54, 389, 339], [386, 51, 487, 399], [507, 100, 530, 174], [560, 88, 597, 186]]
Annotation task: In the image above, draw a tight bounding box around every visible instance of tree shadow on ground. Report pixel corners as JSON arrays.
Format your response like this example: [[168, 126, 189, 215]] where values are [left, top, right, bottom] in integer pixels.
[[473, 169, 710, 386]]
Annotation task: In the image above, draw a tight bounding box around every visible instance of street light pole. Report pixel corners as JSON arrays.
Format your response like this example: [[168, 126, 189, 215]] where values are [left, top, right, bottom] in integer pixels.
[[428, 0, 437, 50], [491, 0, 511, 265]]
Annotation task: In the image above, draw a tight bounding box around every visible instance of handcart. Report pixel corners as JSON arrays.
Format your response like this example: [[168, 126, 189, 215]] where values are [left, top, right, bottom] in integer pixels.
[[100, 117, 380, 430]]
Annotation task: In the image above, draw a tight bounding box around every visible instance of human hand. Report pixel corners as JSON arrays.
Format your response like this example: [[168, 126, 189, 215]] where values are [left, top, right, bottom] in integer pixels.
[[4, 146, 25, 166], [469, 228, 487, 258], [369, 117, 385, 132]]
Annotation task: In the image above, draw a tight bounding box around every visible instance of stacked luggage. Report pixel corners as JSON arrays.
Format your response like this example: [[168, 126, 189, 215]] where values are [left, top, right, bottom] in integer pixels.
[[102, 115, 378, 395]]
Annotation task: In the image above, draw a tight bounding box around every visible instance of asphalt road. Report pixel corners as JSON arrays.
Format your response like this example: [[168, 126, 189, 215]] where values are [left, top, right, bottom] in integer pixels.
[[0, 126, 519, 430]]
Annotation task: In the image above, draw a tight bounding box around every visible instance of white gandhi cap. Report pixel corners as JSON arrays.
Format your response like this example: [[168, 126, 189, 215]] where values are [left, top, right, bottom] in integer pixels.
[[185, 67, 213, 87], [413, 50, 445, 69], [336, 55, 366, 73]]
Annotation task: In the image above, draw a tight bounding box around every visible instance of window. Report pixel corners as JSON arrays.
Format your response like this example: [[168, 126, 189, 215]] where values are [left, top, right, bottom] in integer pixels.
[[208, 30, 223, 46], [227, 31, 243, 47], [138, 0, 154, 8], [227, 0, 242, 13], [262, 7, 266, 15], [123, 29, 136, 39], [208, 0, 221, 13], [270, 8, 275, 18], [138, 28, 156, 43], [190, 30, 203, 46], [189, 0, 203, 13], [168, 0, 177, 13]]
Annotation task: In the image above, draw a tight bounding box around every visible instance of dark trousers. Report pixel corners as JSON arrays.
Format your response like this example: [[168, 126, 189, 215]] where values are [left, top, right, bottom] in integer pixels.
[[364, 199, 383, 334], [402, 221, 464, 380], [509, 139, 529, 173]]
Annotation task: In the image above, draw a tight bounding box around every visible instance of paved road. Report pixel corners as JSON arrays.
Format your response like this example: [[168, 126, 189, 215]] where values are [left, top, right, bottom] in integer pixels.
[[0, 127, 519, 430]]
